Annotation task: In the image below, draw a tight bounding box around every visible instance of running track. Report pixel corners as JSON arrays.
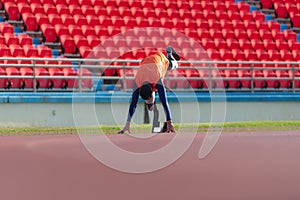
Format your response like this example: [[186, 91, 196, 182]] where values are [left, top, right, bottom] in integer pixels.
[[0, 130, 300, 200]]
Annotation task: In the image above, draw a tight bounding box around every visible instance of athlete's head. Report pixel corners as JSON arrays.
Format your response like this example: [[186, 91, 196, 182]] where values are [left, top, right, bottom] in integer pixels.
[[139, 82, 153, 100]]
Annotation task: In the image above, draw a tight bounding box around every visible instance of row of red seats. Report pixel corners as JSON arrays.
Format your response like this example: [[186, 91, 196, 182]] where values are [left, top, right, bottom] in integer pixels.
[[1, 0, 239, 11], [119, 67, 300, 90], [0, 44, 53, 59], [0, 66, 93, 89], [260, 0, 300, 27], [2, 0, 247, 21]]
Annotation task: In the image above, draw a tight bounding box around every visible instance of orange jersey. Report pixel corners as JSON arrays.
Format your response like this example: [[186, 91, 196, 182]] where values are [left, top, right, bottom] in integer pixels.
[[135, 51, 169, 88]]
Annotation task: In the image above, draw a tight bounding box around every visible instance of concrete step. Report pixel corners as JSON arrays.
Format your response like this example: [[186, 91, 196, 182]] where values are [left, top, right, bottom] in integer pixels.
[[246, 0, 262, 9], [291, 27, 300, 34], [261, 8, 276, 16], [63, 53, 81, 59]]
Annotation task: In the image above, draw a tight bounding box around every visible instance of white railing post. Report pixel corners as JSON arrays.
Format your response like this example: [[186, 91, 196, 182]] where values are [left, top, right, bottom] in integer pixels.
[[33, 59, 37, 93], [78, 61, 82, 93], [122, 61, 126, 91]]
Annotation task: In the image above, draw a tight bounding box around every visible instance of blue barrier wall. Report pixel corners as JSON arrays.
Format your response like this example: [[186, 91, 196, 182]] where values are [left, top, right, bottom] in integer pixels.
[[1, 92, 300, 127]]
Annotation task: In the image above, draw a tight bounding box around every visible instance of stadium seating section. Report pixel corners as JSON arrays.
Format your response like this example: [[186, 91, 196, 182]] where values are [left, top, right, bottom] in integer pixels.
[[0, 0, 299, 90]]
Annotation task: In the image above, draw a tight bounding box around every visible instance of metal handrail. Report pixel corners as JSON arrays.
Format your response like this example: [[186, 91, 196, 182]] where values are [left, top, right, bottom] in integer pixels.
[[0, 57, 299, 92]]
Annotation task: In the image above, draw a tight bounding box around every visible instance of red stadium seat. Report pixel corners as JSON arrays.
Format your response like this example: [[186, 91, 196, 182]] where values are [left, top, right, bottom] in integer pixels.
[[252, 11, 265, 22], [268, 49, 282, 61], [60, 35, 76, 54], [276, 70, 291, 88], [35, 13, 50, 26], [66, 0, 79, 5], [81, 25, 96, 37], [61, 14, 76, 26], [256, 21, 269, 32], [247, 30, 260, 40], [260, 0, 273, 9], [214, 39, 228, 50], [240, 11, 253, 21], [210, 29, 223, 39], [48, 13, 63, 26], [239, 39, 253, 51], [244, 49, 258, 60], [263, 39, 277, 51], [224, 69, 240, 88], [54, 24, 69, 37], [267, 21, 281, 32], [10, 44, 25, 57], [44, 3, 57, 15], [280, 50, 294, 61], [290, 13, 300, 27], [4, 33, 19, 46], [30, 3, 44, 15], [220, 48, 233, 60], [232, 20, 245, 30], [74, 35, 88, 48], [81, 5, 96, 16], [36, 45, 52, 58], [78, 68, 93, 89], [237, 69, 251, 88], [235, 30, 248, 40], [68, 24, 83, 36], [20, 67, 34, 89], [17, 2, 31, 14], [18, 33, 32, 46], [207, 48, 221, 60], [41, 0, 54, 4], [260, 30, 273, 41], [62, 68, 77, 88], [0, 22, 14, 34], [86, 15, 100, 26], [74, 14, 88, 26], [272, 30, 285, 41], [69, 4, 82, 15], [274, 3, 288, 18], [284, 30, 297, 42], [22, 13, 38, 31], [291, 70, 300, 88], [201, 1, 214, 11], [253, 70, 266, 89], [23, 44, 38, 57], [6, 67, 23, 89], [251, 39, 265, 50], [48, 68, 67, 89], [87, 35, 100, 48], [232, 49, 245, 60], [186, 70, 201, 89], [257, 49, 270, 61], [35, 68, 51, 89], [237, 2, 250, 12], [78, 46, 92, 58], [56, 4, 70, 15], [276, 39, 289, 51], [40, 24, 57, 42], [263, 70, 278, 89], [4, 2, 20, 20]]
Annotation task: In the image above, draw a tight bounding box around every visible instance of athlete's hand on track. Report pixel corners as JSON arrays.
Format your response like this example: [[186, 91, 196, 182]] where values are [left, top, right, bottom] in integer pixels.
[[118, 121, 131, 134], [166, 120, 176, 133]]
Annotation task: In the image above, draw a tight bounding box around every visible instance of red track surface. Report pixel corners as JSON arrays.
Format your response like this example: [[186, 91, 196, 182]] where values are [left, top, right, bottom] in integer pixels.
[[1, 131, 300, 200]]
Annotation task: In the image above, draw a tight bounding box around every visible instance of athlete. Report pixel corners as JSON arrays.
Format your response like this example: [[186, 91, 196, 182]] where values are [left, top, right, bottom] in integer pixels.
[[118, 46, 180, 134]]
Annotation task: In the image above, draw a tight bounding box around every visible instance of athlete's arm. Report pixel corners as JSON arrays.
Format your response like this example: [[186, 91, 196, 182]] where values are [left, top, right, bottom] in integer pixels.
[[156, 79, 172, 121], [126, 83, 139, 122]]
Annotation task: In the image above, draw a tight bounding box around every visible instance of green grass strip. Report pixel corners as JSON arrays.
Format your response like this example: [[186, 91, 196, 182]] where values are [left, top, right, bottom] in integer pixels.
[[0, 121, 300, 136]]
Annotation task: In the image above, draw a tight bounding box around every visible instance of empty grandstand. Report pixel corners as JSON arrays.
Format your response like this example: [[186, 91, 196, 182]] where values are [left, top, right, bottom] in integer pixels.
[[0, 0, 299, 92]]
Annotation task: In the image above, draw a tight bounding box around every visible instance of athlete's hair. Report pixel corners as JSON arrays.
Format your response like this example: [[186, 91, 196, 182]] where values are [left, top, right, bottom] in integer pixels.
[[139, 82, 153, 100]]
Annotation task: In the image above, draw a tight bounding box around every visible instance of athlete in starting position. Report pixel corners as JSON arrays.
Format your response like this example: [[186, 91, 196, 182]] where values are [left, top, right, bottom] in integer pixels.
[[118, 46, 180, 134]]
